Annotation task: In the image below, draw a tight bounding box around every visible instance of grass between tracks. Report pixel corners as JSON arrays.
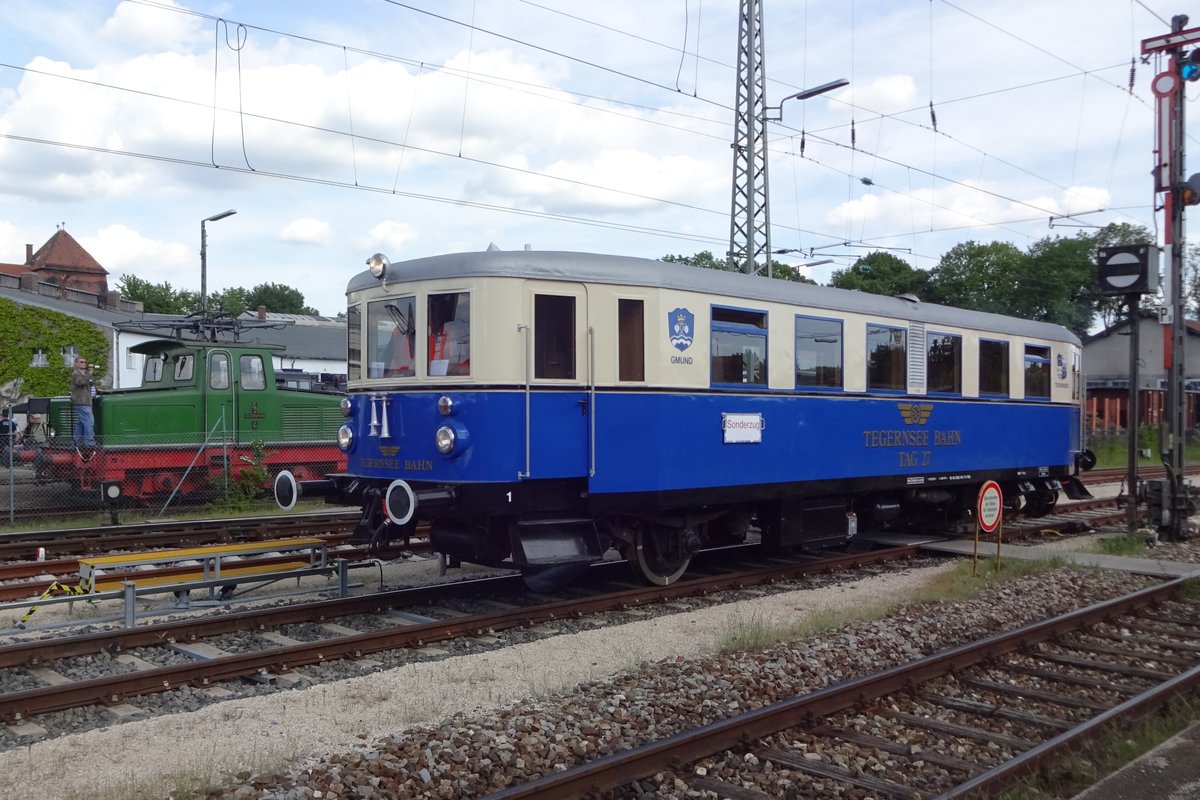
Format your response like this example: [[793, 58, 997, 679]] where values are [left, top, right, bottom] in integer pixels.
[[717, 555, 1069, 653]]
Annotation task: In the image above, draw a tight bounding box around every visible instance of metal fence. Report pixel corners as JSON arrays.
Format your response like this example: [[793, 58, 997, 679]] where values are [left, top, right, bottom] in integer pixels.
[[0, 427, 342, 528]]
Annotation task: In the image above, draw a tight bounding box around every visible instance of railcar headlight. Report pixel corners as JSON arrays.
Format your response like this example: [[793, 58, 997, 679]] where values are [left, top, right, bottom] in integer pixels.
[[437, 395, 455, 416], [366, 252, 389, 280], [435, 425, 456, 454], [339, 397, 353, 418], [337, 424, 354, 451]]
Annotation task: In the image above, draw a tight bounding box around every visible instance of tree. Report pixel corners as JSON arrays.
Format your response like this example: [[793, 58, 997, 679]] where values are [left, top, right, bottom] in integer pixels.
[[829, 252, 930, 299], [245, 283, 318, 315], [662, 251, 816, 283], [928, 241, 1028, 315], [114, 275, 189, 314], [1023, 235, 1099, 337]]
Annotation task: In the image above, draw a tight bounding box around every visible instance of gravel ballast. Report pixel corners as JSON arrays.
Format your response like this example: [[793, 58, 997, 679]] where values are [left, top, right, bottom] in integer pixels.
[[0, 557, 1167, 800]]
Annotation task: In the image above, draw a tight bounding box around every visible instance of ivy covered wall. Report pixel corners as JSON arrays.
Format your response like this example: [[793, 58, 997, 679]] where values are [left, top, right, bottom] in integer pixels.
[[0, 297, 109, 405]]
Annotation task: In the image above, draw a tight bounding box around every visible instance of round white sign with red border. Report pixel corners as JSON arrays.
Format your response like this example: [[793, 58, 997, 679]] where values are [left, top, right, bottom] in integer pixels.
[[977, 481, 1003, 533]]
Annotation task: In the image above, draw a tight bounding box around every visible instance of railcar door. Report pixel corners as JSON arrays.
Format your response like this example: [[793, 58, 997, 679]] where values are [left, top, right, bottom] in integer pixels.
[[203, 349, 237, 446], [519, 282, 590, 479]]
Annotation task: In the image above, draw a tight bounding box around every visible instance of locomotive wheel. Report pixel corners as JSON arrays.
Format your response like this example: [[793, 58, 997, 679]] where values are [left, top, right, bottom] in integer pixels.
[[630, 523, 693, 586]]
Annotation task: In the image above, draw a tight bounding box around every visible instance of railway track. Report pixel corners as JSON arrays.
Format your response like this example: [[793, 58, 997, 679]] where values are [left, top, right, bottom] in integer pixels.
[[482, 577, 1200, 799], [0, 547, 920, 734]]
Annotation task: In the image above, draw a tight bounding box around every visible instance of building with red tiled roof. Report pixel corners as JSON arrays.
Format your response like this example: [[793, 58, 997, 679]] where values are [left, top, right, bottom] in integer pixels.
[[0, 228, 109, 301]]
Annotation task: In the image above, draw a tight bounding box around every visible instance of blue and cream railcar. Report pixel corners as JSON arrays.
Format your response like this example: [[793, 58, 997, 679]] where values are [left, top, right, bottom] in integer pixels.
[[276, 249, 1092, 585]]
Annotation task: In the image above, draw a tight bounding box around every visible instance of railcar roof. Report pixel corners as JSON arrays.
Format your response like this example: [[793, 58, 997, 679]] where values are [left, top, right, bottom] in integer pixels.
[[348, 250, 1080, 345]]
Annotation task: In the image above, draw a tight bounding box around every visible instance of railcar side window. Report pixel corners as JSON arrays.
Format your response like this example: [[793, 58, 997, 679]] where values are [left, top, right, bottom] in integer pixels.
[[867, 324, 906, 391], [1024, 344, 1051, 399], [173, 355, 194, 382], [145, 356, 164, 383], [926, 333, 962, 395], [795, 315, 842, 389], [240, 355, 266, 391], [366, 297, 415, 379], [618, 298, 645, 382], [428, 292, 470, 376], [535, 294, 576, 379], [210, 353, 230, 390], [347, 304, 361, 380], [979, 339, 1010, 396], [711, 306, 767, 386]]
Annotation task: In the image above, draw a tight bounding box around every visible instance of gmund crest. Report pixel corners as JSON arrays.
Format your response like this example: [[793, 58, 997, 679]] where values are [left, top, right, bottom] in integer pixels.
[[668, 307, 694, 352]]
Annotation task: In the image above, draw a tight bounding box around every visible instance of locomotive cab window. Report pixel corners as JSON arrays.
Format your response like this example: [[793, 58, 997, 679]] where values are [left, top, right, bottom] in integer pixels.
[[927, 332, 962, 395], [240, 355, 266, 391], [867, 324, 906, 392], [1024, 344, 1051, 399], [210, 353, 230, 390], [173, 355, 194, 382], [535, 294, 576, 379], [711, 306, 767, 386], [428, 292, 470, 377], [145, 356, 165, 383], [367, 297, 415, 379], [795, 315, 842, 389], [979, 339, 1010, 396]]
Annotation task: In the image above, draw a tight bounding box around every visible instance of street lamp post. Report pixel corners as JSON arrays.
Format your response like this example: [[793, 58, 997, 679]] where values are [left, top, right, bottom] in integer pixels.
[[200, 209, 237, 314]]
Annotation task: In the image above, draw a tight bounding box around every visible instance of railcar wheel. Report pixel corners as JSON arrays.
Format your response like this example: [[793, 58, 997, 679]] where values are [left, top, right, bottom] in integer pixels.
[[630, 523, 695, 586]]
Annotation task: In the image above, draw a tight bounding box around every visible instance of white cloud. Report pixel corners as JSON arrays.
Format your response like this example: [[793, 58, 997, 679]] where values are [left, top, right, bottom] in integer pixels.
[[361, 220, 418, 255], [81, 224, 191, 283], [279, 218, 332, 244]]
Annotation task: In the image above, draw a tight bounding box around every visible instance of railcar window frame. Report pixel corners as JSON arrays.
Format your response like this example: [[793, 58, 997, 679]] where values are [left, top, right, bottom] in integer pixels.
[[427, 291, 470, 377], [710, 304, 768, 388], [534, 293, 576, 380], [618, 297, 645, 382], [866, 323, 907, 393], [926, 331, 962, 396], [1024, 343, 1051, 400], [366, 297, 416, 379], [346, 303, 362, 381], [979, 338, 1010, 397], [794, 314, 842, 391]]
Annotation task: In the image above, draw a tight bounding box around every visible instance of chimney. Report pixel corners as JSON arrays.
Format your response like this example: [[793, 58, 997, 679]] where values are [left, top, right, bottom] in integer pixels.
[[24, 244, 32, 265], [257, 305, 267, 321]]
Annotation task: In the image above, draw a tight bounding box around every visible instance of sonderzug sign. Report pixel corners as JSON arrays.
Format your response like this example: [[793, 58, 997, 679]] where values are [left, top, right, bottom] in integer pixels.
[[861, 403, 963, 468]]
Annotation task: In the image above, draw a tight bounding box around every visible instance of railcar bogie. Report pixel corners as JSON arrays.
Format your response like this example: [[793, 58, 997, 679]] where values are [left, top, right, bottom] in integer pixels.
[[278, 249, 1094, 587]]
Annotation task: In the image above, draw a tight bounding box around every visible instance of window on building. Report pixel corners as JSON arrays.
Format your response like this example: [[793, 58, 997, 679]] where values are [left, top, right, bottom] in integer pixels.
[[30, 349, 48, 368], [711, 306, 767, 386], [240, 355, 266, 390], [1025, 344, 1051, 399], [61, 345, 78, 368], [927, 333, 962, 394], [428, 292, 470, 376], [979, 339, 1010, 396], [867, 324, 906, 391], [618, 298, 645, 382], [795, 315, 842, 389], [535, 294, 576, 379]]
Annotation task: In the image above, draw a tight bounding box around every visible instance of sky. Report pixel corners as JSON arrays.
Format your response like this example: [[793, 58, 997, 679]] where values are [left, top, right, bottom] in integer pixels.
[[0, 0, 1191, 316]]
